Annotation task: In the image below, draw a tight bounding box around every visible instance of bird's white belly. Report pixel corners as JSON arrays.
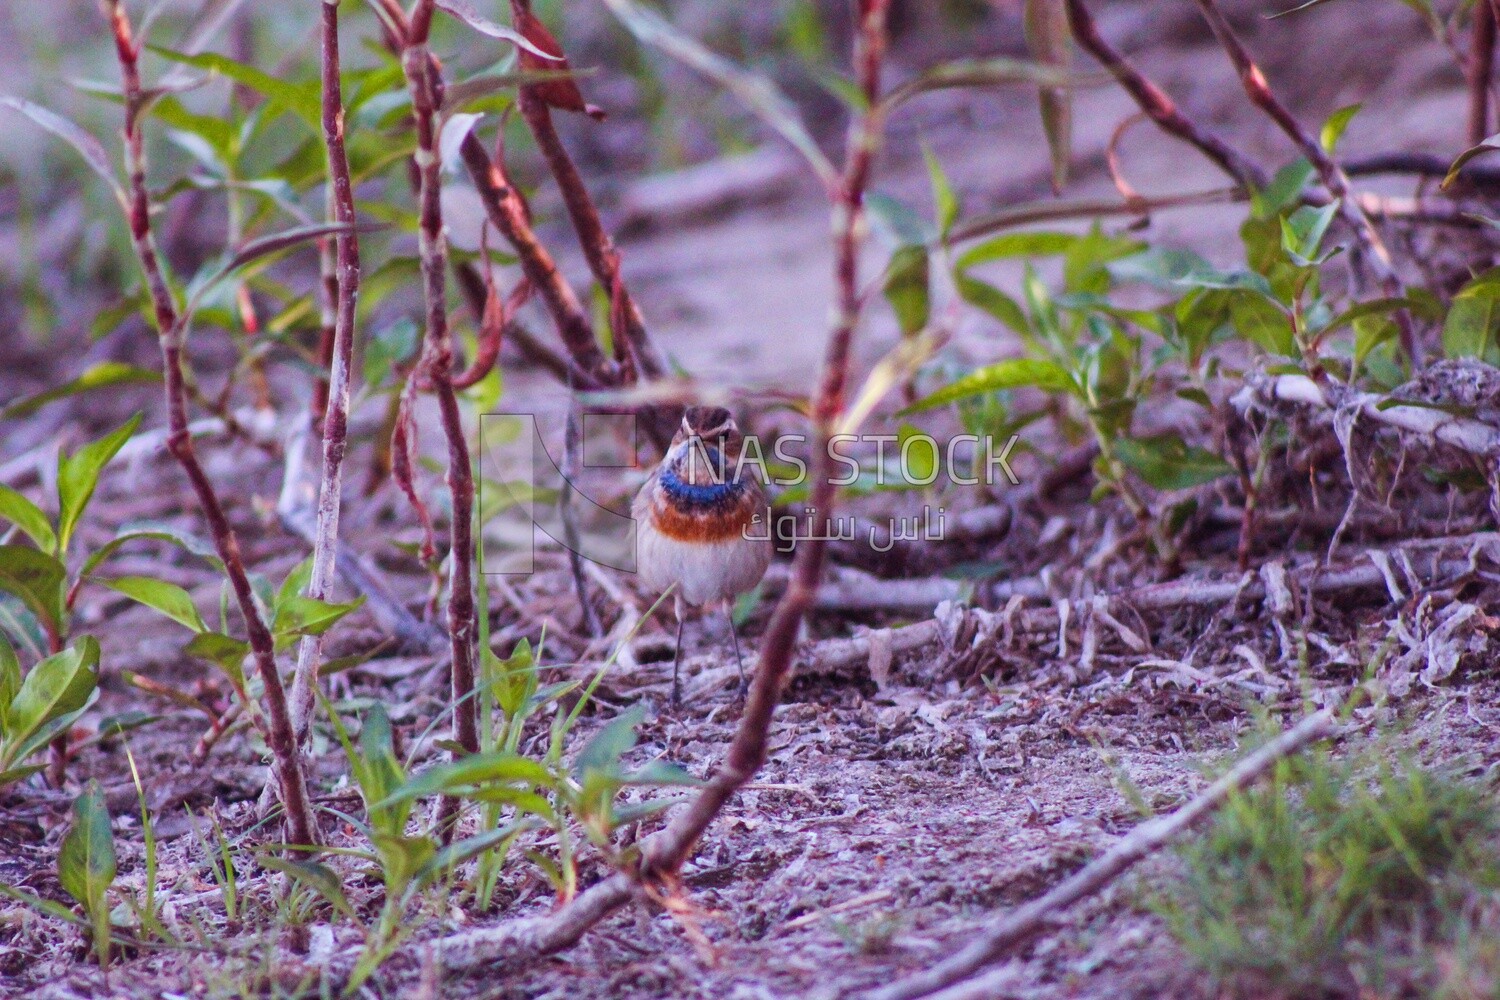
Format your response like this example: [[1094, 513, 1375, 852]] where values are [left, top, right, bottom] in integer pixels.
[[637, 525, 770, 606]]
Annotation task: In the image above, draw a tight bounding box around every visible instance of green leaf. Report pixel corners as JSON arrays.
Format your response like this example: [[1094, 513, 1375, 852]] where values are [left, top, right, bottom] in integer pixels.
[[0, 633, 18, 733], [489, 637, 536, 718], [923, 145, 959, 237], [866, 192, 934, 248], [102, 576, 206, 633], [4, 637, 99, 766], [958, 230, 1078, 268], [1446, 130, 1500, 189], [0, 97, 125, 208], [600, 0, 839, 188], [148, 47, 320, 129], [896, 423, 938, 483], [0, 545, 67, 638], [1109, 248, 1274, 296], [183, 632, 248, 690], [58, 414, 142, 556], [882, 55, 1079, 109], [78, 521, 223, 580], [1280, 201, 1340, 265], [272, 595, 364, 641], [902, 358, 1076, 413], [363, 318, 421, 387], [372, 751, 552, 811], [58, 780, 116, 967], [884, 245, 930, 335], [955, 273, 1029, 334], [574, 704, 646, 780], [1320, 104, 1360, 154], [1252, 158, 1314, 218], [2, 363, 159, 421], [0, 487, 55, 554], [1442, 269, 1500, 362], [1115, 434, 1234, 491], [1229, 291, 1297, 356], [1315, 297, 1411, 339]]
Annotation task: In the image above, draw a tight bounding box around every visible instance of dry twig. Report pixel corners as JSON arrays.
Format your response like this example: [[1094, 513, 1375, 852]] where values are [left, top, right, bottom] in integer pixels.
[[868, 710, 1341, 1000]]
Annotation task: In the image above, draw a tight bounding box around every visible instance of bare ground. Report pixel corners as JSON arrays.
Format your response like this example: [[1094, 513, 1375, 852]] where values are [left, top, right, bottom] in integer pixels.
[[2, 1, 1499, 997]]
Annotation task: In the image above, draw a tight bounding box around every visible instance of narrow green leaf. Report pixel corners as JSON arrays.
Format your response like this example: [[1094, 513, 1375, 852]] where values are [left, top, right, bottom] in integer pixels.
[[5, 637, 99, 766], [0, 487, 55, 554], [271, 594, 364, 640], [148, 47, 320, 129], [904, 358, 1076, 414], [1115, 434, 1234, 491], [599, 0, 838, 188], [0, 97, 126, 208], [3, 363, 159, 421], [883, 245, 930, 335], [102, 576, 206, 633], [923, 145, 959, 237], [58, 780, 116, 967], [58, 414, 142, 555], [574, 704, 646, 780], [78, 521, 223, 581], [0, 545, 67, 638], [373, 751, 552, 810], [1320, 103, 1360, 154]]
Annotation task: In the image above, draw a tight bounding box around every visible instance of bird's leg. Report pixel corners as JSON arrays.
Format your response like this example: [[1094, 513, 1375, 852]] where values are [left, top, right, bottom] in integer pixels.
[[727, 602, 748, 700], [671, 592, 685, 708]]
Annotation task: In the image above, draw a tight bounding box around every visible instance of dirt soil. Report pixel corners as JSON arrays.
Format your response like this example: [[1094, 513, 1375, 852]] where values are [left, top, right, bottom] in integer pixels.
[[2, 1, 1497, 998]]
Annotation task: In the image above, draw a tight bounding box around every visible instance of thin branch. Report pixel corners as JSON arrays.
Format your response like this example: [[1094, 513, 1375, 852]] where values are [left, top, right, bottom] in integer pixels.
[[868, 711, 1341, 1000], [1063, 0, 1266, 190], [403, 0, 481, 760], [102, 0, 316, 849], [639, 0, 894, 883], [507, 0, 663, 378], [1471, 0, 1496, 145], [457, 129, 613, 385], [413, 0, 896, 972], [1189, 0, 1417, 363], [289, 0, 365, 749]]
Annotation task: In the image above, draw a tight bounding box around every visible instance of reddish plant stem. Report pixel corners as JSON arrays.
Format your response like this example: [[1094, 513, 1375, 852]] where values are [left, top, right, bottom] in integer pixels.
[[1063, 0, 1266, 190], [102, 0, 316, 849], [1472, 1, 1497, 145], [403, 0, 481, 759], [640, 0, 893, 882], [453, 260, 581, 385], [457, 131, 613, 385], [1190, 0, 1418, 365], [506, 3, 661, 378], [290, 0, 364, 746]]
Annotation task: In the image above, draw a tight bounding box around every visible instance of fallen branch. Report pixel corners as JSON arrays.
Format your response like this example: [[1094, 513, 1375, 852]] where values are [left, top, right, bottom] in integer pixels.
[[801, 531, 1500, 681], [867, 710, 1342, 1000], [1232, 371, 1500, 458]]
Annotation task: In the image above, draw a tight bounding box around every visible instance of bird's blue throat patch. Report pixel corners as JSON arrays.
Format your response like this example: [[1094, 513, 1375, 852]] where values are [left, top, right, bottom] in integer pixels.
[[660, 446, 743, 509]]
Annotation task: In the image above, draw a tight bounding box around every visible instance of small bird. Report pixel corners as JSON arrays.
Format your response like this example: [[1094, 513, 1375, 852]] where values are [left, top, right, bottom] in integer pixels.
[[634, 405, 772, 704]]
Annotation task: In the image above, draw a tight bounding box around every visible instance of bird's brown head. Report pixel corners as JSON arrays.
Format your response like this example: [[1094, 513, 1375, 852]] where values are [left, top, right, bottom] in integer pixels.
[[674, 406, 737, 448], [667, 406, 745, 483]]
